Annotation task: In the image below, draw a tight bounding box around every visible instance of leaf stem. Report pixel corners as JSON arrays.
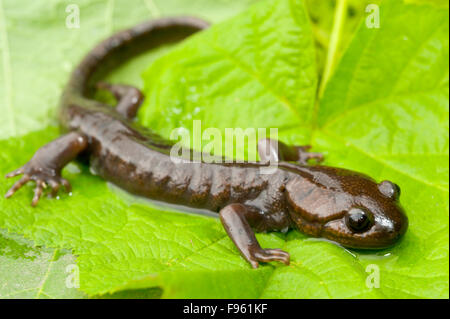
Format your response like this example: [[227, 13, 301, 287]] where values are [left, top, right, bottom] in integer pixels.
[[318, 0, 348, 99]]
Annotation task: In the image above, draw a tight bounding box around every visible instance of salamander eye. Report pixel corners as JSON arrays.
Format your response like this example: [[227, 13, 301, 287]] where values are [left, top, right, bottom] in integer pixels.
[[346, 208, 373, 232], [378, 180, 401, 200]]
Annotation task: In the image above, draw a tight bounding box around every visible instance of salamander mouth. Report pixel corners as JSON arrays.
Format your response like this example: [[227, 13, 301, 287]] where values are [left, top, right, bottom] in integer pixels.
[[323, 230, 403, 249], [322, 215, 408, 250], [288, 197, 408, 249]]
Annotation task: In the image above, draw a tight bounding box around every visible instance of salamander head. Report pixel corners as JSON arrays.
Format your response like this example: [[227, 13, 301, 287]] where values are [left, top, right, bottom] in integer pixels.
[[285, 167, 408, 250]]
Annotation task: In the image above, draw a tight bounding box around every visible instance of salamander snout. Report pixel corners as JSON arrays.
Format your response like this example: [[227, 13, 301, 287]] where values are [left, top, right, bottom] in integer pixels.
[[322, 180, 408, 250], [369, 203, 408, 247]]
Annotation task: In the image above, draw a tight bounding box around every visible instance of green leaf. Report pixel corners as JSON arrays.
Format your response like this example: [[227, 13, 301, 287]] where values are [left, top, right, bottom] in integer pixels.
[[139, 0, 317, 160], [138, 0, 448, 298], [1, 0, 321, 298], [0, 229, 85, 299], [306, 0, 382, 79], [314, 0, 449, 297]]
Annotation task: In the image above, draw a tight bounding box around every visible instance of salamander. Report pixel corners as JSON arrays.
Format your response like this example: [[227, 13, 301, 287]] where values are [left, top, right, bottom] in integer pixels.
[[4, 17, 408, 268]]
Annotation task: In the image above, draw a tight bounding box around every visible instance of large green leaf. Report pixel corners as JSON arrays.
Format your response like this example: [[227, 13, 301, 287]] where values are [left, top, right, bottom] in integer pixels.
[[0, 0, 448, 299], [139, 0, 317, 159], [137, 0, 448, 298]]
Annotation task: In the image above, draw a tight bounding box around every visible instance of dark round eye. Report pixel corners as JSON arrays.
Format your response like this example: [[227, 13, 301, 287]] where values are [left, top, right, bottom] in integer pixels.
[[378, 180, 401, 200], [346, 208, 373, 232]]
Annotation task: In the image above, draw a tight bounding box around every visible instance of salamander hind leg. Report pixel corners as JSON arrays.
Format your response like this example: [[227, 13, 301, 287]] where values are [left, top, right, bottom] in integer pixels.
[[96, 82, 144, 120], [5, 132, 88, 206], [258, 138, 323, 165], [219, 203, 290, 268]]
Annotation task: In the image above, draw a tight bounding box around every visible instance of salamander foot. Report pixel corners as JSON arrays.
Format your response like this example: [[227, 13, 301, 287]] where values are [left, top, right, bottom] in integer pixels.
[[250, 248, 291, 269]]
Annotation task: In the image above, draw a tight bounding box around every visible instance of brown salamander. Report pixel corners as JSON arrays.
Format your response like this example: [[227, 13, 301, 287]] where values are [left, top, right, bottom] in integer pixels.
[[4, 17, 408, 268]]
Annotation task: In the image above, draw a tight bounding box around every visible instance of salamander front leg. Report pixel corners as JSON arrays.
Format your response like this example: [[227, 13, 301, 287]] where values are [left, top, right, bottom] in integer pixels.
[[5, 131, 88, 206], [219, 203, 290, 268], [258, 138, 323, 165], [96, 82, 144, 120]]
